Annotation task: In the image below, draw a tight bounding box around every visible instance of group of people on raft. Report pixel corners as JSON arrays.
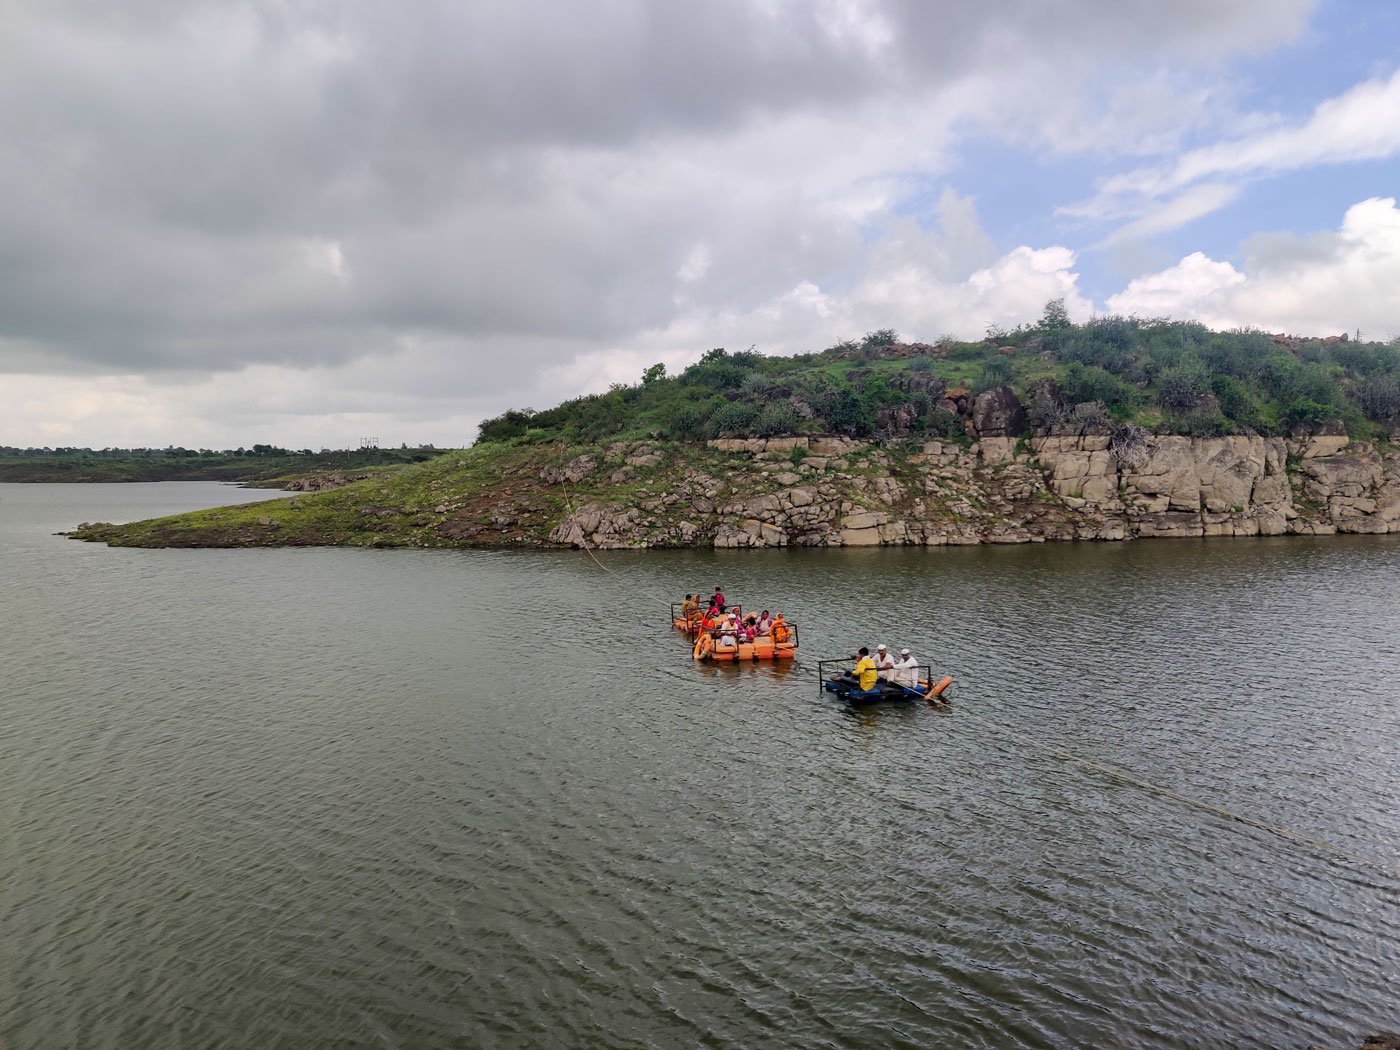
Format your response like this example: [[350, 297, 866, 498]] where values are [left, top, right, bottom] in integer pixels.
[[680, 588, 790, 646], [680, 587, 727, 621], [844, 644, 922, 691]]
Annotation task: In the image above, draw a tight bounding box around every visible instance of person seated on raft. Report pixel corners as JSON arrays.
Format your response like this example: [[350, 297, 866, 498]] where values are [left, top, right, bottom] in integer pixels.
[[742, 614, 758, 642], [681, 594, 699, 619], [875, 644, 896, 681], [770, 613, 790, 643], [718, 617, 738, 648], [755, 610, 773, 636], [850, 647, 879, 692], [893, 648, 919, 689], [711, 586, 726, 613]]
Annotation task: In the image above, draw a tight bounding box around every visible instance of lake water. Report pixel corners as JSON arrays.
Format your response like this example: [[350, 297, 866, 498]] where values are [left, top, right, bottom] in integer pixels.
[[3, 482, 1399, 1049]]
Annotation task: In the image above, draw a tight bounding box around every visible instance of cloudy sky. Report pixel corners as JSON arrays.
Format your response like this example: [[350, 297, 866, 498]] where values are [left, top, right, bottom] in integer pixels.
[[4, 0, 1400, 449]]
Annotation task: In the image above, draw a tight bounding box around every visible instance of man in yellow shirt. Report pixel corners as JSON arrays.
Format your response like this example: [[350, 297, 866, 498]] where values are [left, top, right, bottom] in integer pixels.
[[852, 646, 879, 692]]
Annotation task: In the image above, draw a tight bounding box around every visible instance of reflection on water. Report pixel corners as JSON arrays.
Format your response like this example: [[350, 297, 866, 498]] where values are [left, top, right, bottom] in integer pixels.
[[2, 483, 1399, 1049]]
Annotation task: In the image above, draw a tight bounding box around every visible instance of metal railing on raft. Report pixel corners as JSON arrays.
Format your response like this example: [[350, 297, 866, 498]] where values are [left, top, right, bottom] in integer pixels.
[[694, 622, 801, 648]]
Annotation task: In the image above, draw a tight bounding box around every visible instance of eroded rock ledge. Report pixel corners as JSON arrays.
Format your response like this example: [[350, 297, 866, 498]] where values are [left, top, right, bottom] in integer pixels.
[[546, 432, 1400, 549]]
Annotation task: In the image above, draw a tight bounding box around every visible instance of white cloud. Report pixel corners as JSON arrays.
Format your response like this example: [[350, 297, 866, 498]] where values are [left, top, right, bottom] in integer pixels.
[[1068, 67, 1400, 238], [1106, 197, 1400, 338], [1096, 184, 1242, 246], [1155, 67, 1400, 193], [1105, 252, 1246, 322]]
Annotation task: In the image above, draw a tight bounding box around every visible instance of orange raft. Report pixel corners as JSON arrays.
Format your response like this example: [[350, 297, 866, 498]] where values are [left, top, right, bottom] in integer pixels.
[[692, 620, 799, 662]]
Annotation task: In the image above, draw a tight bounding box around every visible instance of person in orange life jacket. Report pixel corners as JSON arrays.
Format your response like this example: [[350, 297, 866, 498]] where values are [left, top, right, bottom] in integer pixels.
[[771, 614, 790, 643]]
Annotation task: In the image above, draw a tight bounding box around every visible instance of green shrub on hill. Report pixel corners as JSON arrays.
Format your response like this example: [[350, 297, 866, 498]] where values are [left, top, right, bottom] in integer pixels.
[[474, 307, 1400, 445]]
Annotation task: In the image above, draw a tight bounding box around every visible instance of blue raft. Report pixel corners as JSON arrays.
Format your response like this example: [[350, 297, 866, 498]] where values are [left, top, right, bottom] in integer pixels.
[[818, 659, 954, 705]]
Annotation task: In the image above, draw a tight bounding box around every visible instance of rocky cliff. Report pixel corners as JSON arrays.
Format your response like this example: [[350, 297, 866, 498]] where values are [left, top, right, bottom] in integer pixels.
[[72, 427, 1400, 551], [546, 431, 1400, 549]]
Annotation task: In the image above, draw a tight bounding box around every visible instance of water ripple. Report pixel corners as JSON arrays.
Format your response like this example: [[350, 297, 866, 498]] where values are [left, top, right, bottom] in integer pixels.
[[3, 486, 1400, 1048]]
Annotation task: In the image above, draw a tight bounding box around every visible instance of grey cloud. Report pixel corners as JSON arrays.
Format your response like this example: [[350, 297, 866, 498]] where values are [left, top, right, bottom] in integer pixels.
[[0, 0, 1316, 393]]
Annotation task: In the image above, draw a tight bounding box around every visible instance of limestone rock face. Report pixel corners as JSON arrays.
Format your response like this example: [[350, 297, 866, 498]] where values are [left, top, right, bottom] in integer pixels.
[[707, 436, 814, 455], [979, 436, 1018, 466], [839, 525, 882, 546], [840, 510, 888, 530], [714, 520, 788, 548], [1194, 437, 1265, 512], [1125, 437, 1199, 512], [540, 430, 1400, 550], [548, 502, 647, 549], [1294, 434, 1350, 459], [1302, 450, 1382, 501], [808, 436, 865, 456]]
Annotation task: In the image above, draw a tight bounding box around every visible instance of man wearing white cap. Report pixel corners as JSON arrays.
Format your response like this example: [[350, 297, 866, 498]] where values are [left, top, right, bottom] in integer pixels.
[[875, 643, 896, 681], [894, 647, 919, 689]]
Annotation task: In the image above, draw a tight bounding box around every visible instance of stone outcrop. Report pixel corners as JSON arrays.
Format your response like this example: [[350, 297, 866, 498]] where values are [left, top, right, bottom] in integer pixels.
[[971, 385, 1026, 437], [543, 432, 1400, 550], [548, 502, 643, 549], [282, 472, 370, 491], [539, 455, 597, 485]]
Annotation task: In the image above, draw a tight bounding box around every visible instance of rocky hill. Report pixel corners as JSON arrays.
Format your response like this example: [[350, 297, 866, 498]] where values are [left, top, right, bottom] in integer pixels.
[[70, 309, 1400, 550], [71, 413, 1400, 550]]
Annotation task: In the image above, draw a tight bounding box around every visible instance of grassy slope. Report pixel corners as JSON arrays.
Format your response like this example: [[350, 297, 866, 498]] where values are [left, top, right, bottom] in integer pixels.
[[72, 446, 532, 547], [70, 438, 893, 549]]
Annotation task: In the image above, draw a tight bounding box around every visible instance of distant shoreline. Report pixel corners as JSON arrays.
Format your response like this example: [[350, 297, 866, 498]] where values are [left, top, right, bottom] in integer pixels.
[[0, 448, 449, 485]]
